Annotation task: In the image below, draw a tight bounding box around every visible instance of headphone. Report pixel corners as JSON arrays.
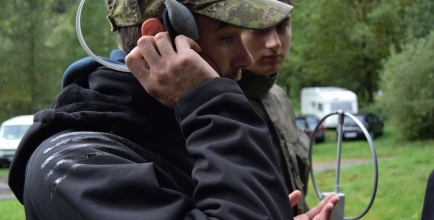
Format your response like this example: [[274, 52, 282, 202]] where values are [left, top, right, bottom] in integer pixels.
[[76, 0, 221, 76], [163, 0, 199, 40], [163, 0, 222, 76]]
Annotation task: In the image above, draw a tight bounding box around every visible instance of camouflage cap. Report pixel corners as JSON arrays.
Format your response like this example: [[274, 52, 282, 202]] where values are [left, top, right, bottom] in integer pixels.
[[107, 0, 293, 31]]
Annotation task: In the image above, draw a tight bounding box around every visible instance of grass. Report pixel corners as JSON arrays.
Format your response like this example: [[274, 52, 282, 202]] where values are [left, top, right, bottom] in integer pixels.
[[307, 125, 433, 219], [0, 200, 25, 220], [0, 167, 25, 220], [1, 123, 432, 219], [0, 168, 9, 176]]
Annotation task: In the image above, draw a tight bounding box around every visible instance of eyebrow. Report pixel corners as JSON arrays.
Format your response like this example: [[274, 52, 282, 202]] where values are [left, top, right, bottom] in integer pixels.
[[212, 22, 235, 32], [280, 17, 291, 22]]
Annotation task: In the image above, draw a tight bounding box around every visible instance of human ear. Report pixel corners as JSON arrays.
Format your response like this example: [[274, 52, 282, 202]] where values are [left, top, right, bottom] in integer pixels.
[[141, 18, 166, 36]]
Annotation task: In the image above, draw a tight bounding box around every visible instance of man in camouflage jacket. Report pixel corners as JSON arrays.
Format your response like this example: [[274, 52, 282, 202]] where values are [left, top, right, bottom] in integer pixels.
[[237, 0, 311, 215]]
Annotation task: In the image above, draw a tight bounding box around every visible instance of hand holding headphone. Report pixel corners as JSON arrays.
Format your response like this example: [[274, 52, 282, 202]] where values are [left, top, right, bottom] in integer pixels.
[[163, 0, 199, 40]]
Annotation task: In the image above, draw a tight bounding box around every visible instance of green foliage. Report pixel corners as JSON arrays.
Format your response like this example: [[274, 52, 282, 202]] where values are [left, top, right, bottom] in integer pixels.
[[377, 31, 434, 140], [0, 0, 116, 123], [279, 0, 422, 103], [405, 0, 434, 39]]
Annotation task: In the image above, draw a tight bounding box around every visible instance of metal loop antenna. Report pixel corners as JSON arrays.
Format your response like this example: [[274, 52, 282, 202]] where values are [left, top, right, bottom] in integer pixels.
[[76, 0, 130, 72], [309, 111, 378, 220]]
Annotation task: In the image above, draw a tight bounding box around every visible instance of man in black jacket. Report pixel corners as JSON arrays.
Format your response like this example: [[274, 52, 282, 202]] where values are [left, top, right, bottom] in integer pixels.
[[9, 0, 338, 219]]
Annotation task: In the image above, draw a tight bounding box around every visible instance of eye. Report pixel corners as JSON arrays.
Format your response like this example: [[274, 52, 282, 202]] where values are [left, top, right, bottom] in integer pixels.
[[221, 35, 233, 44], [277, 23, 289, 29], [276, 18, 291, 30]]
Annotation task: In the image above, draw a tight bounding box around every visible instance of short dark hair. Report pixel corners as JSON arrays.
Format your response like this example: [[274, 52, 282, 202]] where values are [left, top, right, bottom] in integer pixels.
[[117, 25, 142, 53], [109, 0, 165, 53]]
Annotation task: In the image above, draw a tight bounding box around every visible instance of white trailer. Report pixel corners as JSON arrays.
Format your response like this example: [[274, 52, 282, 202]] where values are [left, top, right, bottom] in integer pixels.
[[301, 87, 358, 128]]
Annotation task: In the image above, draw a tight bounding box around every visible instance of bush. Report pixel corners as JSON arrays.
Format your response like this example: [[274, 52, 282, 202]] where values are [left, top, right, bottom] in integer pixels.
[[378, 31, 434, 140]]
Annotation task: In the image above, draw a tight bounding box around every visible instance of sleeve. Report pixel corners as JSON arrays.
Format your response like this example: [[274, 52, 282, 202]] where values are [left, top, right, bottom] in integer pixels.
[[175, 78, 293, 220], [24, 131, 204, 220], [274, 85, 311, 196]]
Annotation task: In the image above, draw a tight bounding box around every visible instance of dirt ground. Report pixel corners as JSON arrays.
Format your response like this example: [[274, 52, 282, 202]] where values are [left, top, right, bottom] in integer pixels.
[[0, 158, 385, 201]]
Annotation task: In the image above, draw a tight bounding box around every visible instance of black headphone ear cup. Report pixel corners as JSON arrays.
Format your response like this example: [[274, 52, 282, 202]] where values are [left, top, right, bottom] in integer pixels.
[[163, 9, 179, 38], [163, 0, 199, 40]]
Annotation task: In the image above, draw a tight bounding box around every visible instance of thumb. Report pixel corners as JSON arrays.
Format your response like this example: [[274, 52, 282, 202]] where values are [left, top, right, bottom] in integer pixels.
[[288, 190, 302, 208]]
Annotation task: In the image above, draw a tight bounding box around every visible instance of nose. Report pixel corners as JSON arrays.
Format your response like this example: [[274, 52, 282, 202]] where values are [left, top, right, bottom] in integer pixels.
[[232, 39, 254, 69], [265, 30, 282, 50]]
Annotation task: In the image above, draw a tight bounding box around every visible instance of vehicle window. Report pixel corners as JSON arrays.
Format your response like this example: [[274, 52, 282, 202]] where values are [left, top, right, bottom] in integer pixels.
[[330, 102, 352, 112], [343, 115, 365, 125], [365, 116, 370, 123], [305, 116, 318, 124], [367, 115, 373, 123], [296, 119, 307, 129], [1, 125, 31, 139]]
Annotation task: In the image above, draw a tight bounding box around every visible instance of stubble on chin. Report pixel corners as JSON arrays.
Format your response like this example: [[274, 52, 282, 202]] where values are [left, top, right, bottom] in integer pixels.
[[223, 70, 242, 81]]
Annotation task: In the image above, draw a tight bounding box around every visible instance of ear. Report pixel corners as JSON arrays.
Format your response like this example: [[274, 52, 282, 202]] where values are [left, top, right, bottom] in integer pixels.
[[141, 18, 166, 36]]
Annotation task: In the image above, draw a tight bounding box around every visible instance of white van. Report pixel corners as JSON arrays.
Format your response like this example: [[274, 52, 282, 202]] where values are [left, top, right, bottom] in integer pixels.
[[0, 115, 33, 164], [301, 87, 358, 128]]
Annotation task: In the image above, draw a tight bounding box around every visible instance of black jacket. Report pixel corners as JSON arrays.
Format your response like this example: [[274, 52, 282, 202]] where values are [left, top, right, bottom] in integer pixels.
[[9, 50, 293, 219], [422, 169, 434, 220]]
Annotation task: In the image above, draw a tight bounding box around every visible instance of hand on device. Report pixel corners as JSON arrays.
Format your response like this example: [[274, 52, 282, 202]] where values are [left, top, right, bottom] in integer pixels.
[[289, 191, 340, 220], [126, 33, 219, 108]]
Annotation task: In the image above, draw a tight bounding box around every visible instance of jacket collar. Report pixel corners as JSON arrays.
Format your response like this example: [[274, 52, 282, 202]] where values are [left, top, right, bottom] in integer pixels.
[[237, 70, 278, 99]]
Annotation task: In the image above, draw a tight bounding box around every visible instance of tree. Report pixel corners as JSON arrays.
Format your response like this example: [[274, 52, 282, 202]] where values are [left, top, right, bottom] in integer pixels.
[[279, 0, 414, 104], [378, 31, 434, 140], [0, 0, 35, 121], [0, 0, 116, 122]]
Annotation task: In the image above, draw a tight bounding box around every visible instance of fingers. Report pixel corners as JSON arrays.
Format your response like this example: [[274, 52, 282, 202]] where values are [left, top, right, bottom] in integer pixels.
[[125, 46, 150, 80], [317, 203, 335, 220], [126, 31, 217, 109], [136, 33, 201, 69], [305, 193, 340, 219], [175, 35, 202, 53], [154, 32, 176, 57], [327, 194, 340, 206], [288, 190, 302, 208], [137, 36, 160, 67]]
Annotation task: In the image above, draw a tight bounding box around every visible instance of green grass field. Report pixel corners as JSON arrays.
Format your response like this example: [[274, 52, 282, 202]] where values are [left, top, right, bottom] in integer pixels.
[[1, 124, 432, 219]]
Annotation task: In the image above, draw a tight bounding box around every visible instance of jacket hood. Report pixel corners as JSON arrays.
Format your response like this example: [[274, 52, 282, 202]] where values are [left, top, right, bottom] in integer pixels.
[[61, 50, 127, 89], [9, 51, 185, 203]]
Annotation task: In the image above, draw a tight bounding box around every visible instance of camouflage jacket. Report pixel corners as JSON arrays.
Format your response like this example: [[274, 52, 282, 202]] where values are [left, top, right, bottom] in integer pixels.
[[238, 71, 311, 214]]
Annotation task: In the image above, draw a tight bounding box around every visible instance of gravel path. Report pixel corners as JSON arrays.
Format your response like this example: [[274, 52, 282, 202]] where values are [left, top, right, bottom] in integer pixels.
[[0, 175, 14, 200], [312, 158, 381, 172]]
